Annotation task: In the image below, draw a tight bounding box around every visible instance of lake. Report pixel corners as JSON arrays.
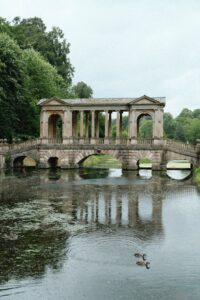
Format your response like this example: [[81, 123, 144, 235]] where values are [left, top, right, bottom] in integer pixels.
[[0, 168, 200, 300]]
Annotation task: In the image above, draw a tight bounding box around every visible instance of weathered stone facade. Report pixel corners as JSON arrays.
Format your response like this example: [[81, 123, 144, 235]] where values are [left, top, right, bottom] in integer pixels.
[[38, 95, 165, 143]]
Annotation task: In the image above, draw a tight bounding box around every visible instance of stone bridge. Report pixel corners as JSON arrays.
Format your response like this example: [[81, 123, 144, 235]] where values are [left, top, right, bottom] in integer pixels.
[[0, 95, 199, 169], [0, 138, 199, 170]]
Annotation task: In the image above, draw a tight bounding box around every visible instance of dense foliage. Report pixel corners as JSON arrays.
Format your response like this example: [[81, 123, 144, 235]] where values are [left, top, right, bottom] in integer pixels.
[[0, 17, 92, 141], [164, 109, 200, 144], [72, 81, 93, 98]]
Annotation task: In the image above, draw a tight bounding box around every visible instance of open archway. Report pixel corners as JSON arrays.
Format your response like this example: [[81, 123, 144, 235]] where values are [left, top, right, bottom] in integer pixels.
[[48, 114, 63, 140], [166, 159, 192, 181], [79, 154, 122, 169], [137, 113, 153, 139], [48, 157, 60, 168], [13, 156, 36, 168]]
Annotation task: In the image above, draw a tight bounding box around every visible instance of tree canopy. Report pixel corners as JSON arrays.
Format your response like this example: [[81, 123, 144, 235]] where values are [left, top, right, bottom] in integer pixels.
[[0, 17, 74, 83], [0, 17, 92, 141], [72, 81, 93, 98]]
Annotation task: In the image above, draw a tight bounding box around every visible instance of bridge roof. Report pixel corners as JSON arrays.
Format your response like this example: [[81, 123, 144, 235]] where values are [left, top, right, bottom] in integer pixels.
[[38, 95, 166, 107]]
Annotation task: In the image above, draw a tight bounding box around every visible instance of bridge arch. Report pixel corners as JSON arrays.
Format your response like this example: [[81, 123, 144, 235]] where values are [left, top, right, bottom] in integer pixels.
[[48, 157, 60, 168], [165, 151, 196, 169], [75, 150, 124, 168], [13, 155, 37, 168]]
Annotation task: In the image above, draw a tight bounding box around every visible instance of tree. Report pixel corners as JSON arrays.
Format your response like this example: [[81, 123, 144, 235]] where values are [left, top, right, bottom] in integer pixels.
[[174, 123, 186, 142], [0, 33, 24, 141], [72, 81, 93, 98], [4, 17, 74, 83], [163, 112, 175, 139], [22, 48, 69, 101], [178, 108, 193, 119], [192, 109, 200, 119], [186, 118, 200, 144], [139, 119, 153, 138]]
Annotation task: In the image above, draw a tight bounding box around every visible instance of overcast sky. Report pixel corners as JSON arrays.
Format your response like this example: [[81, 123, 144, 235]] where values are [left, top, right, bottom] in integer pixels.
[[1, 0, 200, 115]]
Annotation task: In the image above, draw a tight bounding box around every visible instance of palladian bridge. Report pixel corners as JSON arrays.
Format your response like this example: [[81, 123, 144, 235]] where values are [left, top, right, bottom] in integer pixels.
[[0, 95, 199, 169]]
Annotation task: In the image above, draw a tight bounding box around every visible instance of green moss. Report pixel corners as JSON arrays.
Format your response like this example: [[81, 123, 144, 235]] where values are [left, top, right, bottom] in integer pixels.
[[194, 167, 200, 185]]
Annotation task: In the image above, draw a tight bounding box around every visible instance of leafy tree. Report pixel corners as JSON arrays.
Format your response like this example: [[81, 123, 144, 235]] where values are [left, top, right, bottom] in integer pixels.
[[72, 81, 93, 98], [22, 48, 69, 101], [0, 33, 24, 141], [185, 118, 200, 144], [192, 109, 200, 119], [163, 112, 175, 139], [3, 17, 74, 83], [0, 17, 11, 35], [174, 122, 186, 142], [178, 108, 193, 119], [139, 119, 153, 138]]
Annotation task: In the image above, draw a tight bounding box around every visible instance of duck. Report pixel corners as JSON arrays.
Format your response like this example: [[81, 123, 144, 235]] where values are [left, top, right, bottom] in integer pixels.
[[136, 261, 150, 269], [134, 253, 147, 260]]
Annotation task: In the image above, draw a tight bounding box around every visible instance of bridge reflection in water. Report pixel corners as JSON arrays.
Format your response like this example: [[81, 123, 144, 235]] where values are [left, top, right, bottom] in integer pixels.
[[40, 169, 168, 239], [0, 168, 198, 291]]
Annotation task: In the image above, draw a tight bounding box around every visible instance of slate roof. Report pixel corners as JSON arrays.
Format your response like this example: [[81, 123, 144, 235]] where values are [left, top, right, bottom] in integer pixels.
[[38, 95, 166, 106]]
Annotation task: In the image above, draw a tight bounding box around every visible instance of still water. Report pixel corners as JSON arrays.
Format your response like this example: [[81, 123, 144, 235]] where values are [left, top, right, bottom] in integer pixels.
[[0, 168, 200, 300]]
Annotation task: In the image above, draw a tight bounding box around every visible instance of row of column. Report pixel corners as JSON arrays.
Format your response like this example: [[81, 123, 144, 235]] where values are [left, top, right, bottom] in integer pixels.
[[40, 108, 164, 140], [68, 110, 124, 139]]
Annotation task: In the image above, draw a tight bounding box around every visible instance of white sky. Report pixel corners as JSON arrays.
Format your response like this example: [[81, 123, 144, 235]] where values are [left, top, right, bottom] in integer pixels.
[[1, 0, 200, 115]]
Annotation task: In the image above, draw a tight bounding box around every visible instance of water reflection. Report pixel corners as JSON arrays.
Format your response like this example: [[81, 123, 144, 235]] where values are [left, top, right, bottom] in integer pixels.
[[0, 168, 199, 299], [138, 169, 152, 179], [167, 169, 192, 180], [0, 169, 164, 284]]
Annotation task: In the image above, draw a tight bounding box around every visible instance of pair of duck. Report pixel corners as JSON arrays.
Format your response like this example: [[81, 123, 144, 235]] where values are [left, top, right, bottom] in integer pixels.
[[134, 253, 150, 269]]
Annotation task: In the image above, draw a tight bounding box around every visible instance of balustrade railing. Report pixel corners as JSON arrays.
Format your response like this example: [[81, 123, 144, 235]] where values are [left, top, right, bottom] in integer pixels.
[[164, 139, 196, 152], [136, 138, 153, 145], [8, 139, 41, 150], [5, 137, 198, 153]]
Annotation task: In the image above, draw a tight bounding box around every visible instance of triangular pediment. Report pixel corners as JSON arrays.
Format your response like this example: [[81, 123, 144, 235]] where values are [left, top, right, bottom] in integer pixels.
[[128, 95, 162, 105], [38, 98, 70, 106]]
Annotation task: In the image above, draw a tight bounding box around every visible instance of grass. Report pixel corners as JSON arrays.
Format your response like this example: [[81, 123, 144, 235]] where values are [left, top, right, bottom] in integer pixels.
[[167, 160, 191, 169], [139, 158, 152, 164], [23, 157, 36, 167], [82, 154, 122, 168], [194, 167, 200, 185]]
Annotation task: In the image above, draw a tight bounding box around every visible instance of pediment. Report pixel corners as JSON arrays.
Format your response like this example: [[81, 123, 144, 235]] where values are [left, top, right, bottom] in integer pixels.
[[129, 95, 161, 105], [38, 98, 70, 106]]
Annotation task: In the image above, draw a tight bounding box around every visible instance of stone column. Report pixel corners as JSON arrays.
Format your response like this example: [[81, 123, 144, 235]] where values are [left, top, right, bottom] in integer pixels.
[[91, 111, 96, 144], [80, 111, 84, 138], [95, 112, 99, 138], [40, 110, 48, 143], [108, 111, 112, 138], [120, 111, 123, 136], [63, 110, 72, 144], [153, 109, 164, 145], [116, 111, 121, 144], [85, 112, 89, 138], [104, 111, 109, 144], [129, 109, 137, 144], [72, 112, 78, 138]]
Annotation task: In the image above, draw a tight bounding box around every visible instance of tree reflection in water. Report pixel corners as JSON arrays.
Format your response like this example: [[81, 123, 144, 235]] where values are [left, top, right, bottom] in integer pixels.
[[0, 168, 196, 287]]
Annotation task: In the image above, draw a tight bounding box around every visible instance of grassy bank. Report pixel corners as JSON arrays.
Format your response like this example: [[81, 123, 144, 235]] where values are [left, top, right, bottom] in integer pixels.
[[82, 154, 121, 168], [194, 167, 200, 185]]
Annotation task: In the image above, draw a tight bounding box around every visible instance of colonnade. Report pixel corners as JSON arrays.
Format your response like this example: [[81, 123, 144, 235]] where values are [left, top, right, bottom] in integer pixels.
[[40, 109, 125, 141], [40, 108, 163, 144]]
